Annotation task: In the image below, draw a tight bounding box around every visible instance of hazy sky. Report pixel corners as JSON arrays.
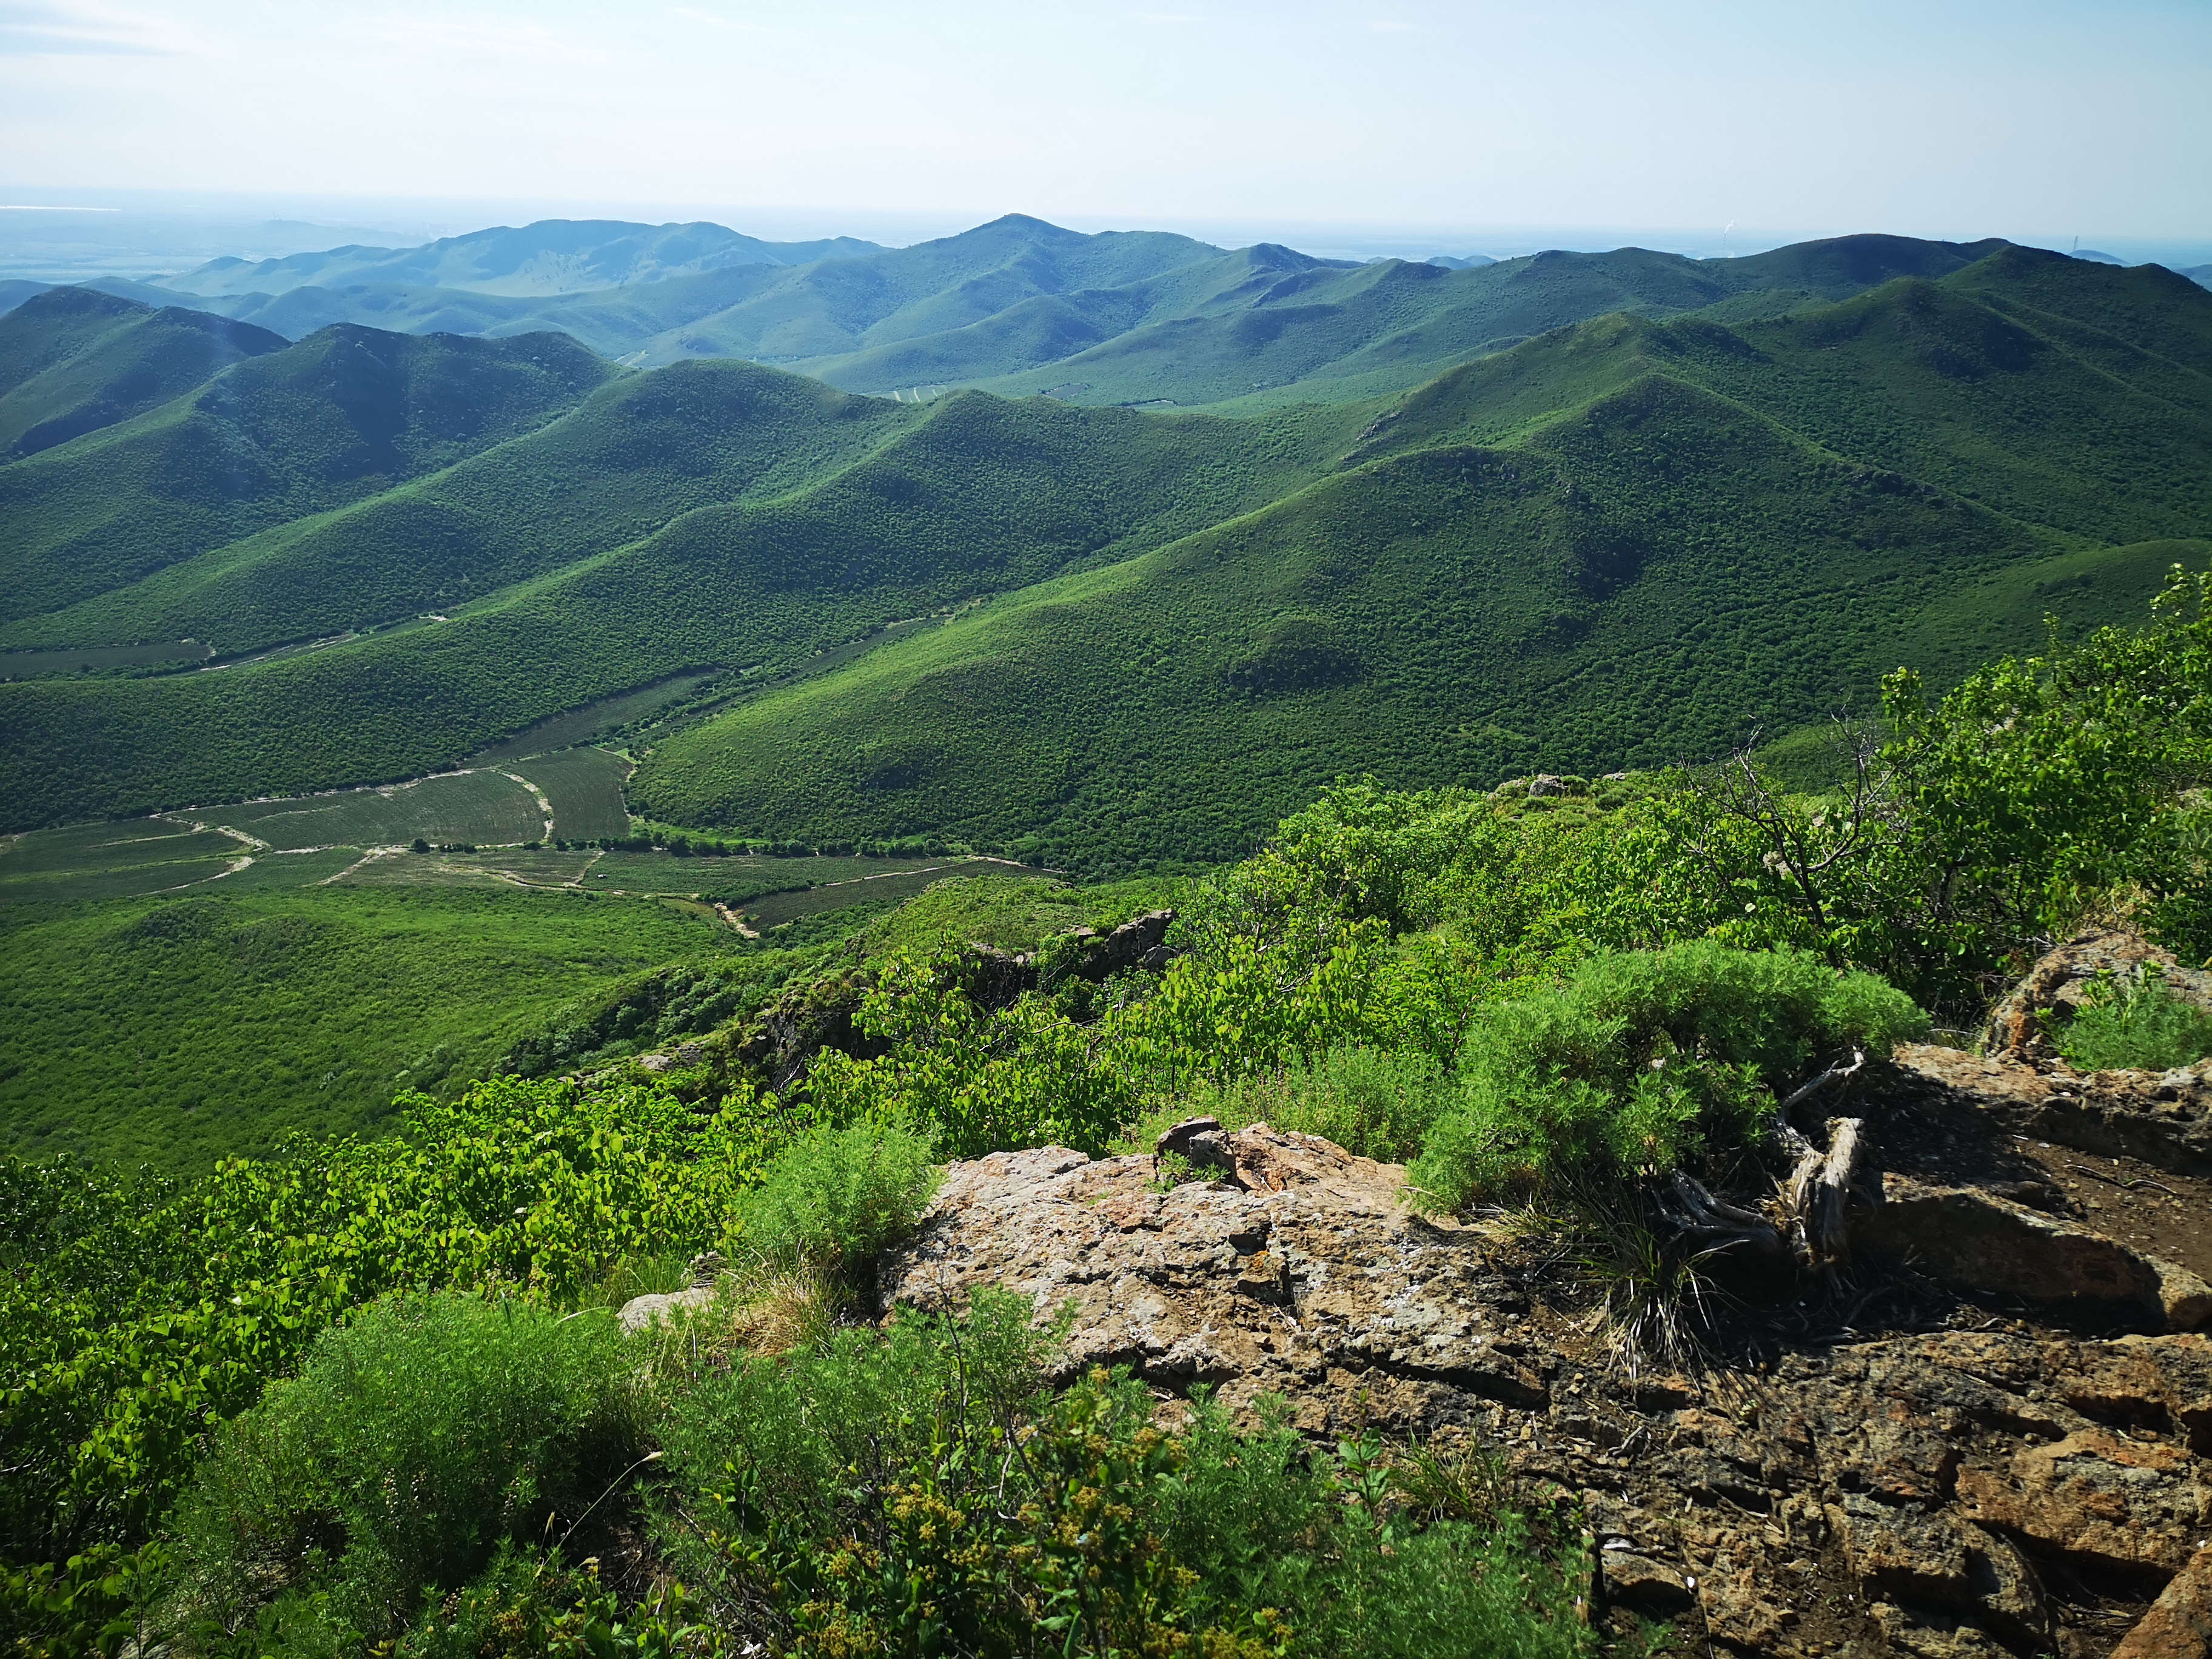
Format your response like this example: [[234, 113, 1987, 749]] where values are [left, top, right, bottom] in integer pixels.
[[2, 0, 2206, 241]]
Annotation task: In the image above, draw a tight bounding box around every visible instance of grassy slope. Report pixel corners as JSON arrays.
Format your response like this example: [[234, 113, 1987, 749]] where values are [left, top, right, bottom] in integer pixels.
[[0, 884, 743, 1167], [0, 321, 613, 627], [626, 253, 2212, 873], [0, 392, 1361, 828]]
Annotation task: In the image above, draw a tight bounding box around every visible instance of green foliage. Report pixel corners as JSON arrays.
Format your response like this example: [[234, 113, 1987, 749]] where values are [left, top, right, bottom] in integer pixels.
[[657, 1293, 1594, 1659], [392, 1547, 726, 1659], [805, 952, 1143, 1158], [0, 886, 749, 1165], [0, 1078, 774, 1593], [1168, 1045, 1449, 1164], [1409, 942, 1926, 1209], [2056, 966, 2212, 1073], [1881, 563, 2212, 976], [168, 1292, 637, 1646], [734, 1119, 941, 1290]]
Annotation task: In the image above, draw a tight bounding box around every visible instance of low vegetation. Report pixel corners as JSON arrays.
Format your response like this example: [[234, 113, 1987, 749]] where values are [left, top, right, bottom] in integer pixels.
[[2056, 965, 2212, 1073], [4, 565, 2202, 1652]]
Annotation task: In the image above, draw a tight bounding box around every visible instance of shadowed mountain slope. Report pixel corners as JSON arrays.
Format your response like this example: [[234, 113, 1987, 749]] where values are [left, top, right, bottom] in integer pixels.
[[0, 287, 287, 458]]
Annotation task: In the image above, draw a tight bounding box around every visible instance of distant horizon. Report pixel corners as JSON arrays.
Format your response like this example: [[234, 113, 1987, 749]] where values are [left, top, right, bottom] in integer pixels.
[[1, 186, 2207, 289]]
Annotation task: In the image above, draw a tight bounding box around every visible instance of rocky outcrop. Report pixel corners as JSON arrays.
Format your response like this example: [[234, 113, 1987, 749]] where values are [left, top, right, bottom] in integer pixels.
[[1858, 1180, 2210, 1333], [881, 1125, 2212, 1658], [2114, 1547, 2212, 1659], [1983, 930, 2212, 1069]]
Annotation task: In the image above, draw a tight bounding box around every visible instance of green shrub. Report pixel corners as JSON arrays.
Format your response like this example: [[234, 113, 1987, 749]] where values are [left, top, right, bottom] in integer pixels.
[[392, 1545, 725, 1658], [657, 1296, 1594, 1659], [735, 1118, 941, 1289], [1410, 941, 1926, 1210], [2056, 965, 2212, 1072], [169, 1292, 638, 1647], [1138, 1044, 1448, 1163]]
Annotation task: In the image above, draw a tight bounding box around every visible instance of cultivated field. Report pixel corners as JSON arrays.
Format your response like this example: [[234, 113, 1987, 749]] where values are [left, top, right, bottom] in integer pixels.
[[0, 820, 250, 903], [187, 769, 550, 851], [507, 746, 632, 840], [0, 640, 214, 679], [466, 673, 723, 765]]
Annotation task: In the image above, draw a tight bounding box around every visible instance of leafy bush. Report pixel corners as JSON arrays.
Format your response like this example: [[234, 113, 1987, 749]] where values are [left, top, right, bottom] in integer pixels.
[[1411, 942, 1927, 1210], [735, 1118, 940, 1289], [1, 1078, 771, 1601], [169, 1292, 637, 1647], [392, 1546, 725, 1658], [2056, 966, 2212, 1073], [657, 1293, 1594, 1659]]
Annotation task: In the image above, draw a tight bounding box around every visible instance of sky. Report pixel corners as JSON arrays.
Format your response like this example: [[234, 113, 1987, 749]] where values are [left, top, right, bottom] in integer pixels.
[[1, 0, 2207, 249]]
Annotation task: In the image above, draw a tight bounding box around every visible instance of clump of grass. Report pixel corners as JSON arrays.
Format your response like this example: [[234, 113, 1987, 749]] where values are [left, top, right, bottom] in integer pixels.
[[1117, 1043, 1449, 1164], [167, 1290, 639, 1648], [1571, 1200, 1729, 1381], [733, 1117, 941, 1298], [2056, 964, 2212, 1073]]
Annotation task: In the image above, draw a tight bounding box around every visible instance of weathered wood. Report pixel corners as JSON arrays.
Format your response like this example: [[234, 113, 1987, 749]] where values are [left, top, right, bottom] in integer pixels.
[[1788, 1115, 1870, 1265], [1660, 1170, 1788, 1258]]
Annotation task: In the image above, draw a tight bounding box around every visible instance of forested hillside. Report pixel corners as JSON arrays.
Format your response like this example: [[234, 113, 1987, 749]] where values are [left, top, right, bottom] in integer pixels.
[[2, 241, 2205, 870]]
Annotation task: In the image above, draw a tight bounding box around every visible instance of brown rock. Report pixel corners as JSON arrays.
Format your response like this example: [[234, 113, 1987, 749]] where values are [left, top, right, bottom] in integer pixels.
[[2114, 1547, 2212, 1659], [1983, 930, 2212, 1065], [1858, 1180, 2167, 1327], [881, 1133, 2212, 1658], [1956, 1428, 2212, 1576], [2161, 1260, 2212, 1333]]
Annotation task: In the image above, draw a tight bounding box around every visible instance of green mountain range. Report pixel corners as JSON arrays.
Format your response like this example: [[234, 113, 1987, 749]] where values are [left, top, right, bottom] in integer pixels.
[[0, 234, 2205, 874], [7, 215, 2143, 411]]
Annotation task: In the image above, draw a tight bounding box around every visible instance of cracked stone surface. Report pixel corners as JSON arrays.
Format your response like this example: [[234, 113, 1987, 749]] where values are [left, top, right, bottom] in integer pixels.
[[880, 1125, 2212, 1659]]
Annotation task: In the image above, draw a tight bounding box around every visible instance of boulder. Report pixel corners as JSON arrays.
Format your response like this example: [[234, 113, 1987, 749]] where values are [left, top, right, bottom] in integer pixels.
[[1600, 1549, 1695, 1615], [1858, 1179, 2169, 1327], [618, 1285, 716, 1333]]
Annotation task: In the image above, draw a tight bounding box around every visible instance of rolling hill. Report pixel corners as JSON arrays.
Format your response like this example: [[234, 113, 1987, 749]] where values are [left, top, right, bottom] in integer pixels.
[[7, 216, 2081, 415], [0, 241, 2204, 873], [0, 286, 286, 458], [0, 315, 612, 626]]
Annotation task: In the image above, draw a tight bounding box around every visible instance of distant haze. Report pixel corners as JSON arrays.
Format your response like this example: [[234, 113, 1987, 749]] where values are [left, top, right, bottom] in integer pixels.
[[0, 0, 2205, 244]]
